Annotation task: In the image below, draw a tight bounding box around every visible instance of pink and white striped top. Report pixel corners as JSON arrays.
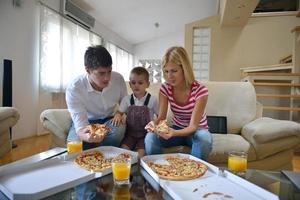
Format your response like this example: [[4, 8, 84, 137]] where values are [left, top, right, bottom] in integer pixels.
[[160, 81, 208, 129]]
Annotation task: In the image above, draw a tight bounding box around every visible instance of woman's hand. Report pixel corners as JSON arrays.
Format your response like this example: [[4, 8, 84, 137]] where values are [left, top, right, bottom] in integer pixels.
[[156, 127, 174, 140], [145, 121, 155, 132]]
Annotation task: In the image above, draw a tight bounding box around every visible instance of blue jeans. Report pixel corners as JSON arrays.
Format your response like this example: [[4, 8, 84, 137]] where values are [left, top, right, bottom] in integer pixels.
[[67, 118, 125, 150], [144, 126, 213, 160]]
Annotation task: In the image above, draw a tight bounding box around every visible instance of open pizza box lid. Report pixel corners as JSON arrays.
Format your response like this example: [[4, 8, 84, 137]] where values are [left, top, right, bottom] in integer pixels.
[[0, 146, 138, 200], [141, 153, 279, 200]]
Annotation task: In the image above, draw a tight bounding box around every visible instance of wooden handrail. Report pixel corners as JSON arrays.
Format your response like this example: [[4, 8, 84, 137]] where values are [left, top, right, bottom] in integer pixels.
[[240, 63, 292, 73], [257, 93, 300, 98], [263, 106, 300, 111], [245, 72, 300, 76], [253, 82, 300, 87], [291, 26, 300, 33]]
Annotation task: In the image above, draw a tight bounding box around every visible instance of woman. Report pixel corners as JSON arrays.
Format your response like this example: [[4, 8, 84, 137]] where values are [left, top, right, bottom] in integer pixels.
[[145, 46, 212, 160]]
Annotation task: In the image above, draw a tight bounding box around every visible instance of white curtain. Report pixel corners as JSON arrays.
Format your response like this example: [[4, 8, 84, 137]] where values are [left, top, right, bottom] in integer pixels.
[[40, 5, 102, 92], [105, 42, 133, 81]]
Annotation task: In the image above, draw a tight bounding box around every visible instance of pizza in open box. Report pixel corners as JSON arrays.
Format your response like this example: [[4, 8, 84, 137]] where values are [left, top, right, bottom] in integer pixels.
[[146, 156, 208, 180], [75, 150, 131, 172]]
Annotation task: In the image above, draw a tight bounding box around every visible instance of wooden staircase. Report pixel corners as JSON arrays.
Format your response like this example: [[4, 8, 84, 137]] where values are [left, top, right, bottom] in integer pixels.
[[241, 21, 300, 121]]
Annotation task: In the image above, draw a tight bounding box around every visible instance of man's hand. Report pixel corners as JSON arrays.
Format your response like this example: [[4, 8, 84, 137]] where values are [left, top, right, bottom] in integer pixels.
[[77, 127, 105, 143], [111, 112, 123, 126]]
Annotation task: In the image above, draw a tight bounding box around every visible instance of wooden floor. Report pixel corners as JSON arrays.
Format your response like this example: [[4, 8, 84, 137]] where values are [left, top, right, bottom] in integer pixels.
[[0, 134, 300, 172]]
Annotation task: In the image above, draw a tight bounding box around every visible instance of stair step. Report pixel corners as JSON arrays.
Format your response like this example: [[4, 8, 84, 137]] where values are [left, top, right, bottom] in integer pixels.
[[257, 93, 300, 98], [263, 106, 300, 111], [253, 82, 300, 87]]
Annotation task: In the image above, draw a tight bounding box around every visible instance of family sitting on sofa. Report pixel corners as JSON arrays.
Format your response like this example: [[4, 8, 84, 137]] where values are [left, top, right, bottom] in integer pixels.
[[65, 45, 212, 159], [41, 45, 300, 171]]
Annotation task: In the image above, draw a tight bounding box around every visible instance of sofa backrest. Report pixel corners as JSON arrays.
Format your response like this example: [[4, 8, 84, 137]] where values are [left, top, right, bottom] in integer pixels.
[[127, 81, 257, 134], [203, 81, 257, 134]]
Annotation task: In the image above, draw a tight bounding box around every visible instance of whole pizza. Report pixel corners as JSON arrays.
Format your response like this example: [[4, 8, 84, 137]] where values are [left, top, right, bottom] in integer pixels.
[[74, 150, 130, 172], [146, 156, 208, 180]]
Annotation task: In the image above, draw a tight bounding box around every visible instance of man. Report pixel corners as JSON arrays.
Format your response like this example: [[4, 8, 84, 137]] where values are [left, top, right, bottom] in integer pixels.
[[66, 45, 127, 150]]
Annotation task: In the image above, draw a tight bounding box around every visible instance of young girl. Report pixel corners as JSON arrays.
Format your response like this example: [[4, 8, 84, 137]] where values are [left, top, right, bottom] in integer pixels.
[[112, 67, 158, 158], [145, 46, 212, 160]]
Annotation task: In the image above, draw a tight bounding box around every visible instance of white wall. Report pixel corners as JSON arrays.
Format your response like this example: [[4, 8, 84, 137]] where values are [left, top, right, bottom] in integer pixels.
[[133, 31, 184, 62], [0, 0, 133, 140], [0, 0, 39, 140]]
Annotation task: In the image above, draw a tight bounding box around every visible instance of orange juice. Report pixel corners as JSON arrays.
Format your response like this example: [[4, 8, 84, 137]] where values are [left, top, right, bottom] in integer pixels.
[[67, 141, 82, 154], [112, 162, 131, 180], [228, 156, 247, 172]]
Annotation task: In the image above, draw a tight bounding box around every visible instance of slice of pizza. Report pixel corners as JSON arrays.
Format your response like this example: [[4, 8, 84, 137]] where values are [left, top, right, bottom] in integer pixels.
[[154, 120, 169, 133], [87, 124, 111, 137]]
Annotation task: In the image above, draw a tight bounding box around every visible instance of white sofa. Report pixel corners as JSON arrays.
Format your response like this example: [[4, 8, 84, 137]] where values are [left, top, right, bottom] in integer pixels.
[[40, 82, 300, 170], [0, 107, 20, 157]]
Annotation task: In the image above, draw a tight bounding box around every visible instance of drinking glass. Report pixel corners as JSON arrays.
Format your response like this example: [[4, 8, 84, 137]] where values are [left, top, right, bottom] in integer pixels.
[[67, 139, 82, 154], [112, 156, 131, 185], [228, 151, 247, 176]]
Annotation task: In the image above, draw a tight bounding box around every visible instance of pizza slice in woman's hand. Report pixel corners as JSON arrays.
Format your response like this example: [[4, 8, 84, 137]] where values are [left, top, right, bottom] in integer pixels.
[[154, 120, 169, 133], [87, 124, 111, 137]]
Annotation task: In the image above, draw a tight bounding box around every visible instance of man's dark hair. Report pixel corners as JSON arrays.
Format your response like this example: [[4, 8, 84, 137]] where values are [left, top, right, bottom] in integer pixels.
[[130, 66, 149, 82], [84, 45, 112, 69]]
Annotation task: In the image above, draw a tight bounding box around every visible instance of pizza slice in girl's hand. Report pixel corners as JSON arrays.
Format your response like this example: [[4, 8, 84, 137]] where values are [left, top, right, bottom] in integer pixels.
[[87, 124, 111, 137], [154, 120, 169, 133]]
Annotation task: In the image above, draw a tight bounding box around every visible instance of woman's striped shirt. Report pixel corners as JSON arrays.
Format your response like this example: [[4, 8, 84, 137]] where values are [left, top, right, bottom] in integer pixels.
[[160, 81, 208, 129]]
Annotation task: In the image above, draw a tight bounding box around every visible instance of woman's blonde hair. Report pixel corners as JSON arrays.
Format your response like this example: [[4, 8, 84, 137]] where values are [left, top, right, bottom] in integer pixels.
[[162, 46, 195, 87]]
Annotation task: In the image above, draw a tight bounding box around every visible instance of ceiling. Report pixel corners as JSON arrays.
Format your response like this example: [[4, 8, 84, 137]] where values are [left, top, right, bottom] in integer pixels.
[[71, 0, 219, 45]]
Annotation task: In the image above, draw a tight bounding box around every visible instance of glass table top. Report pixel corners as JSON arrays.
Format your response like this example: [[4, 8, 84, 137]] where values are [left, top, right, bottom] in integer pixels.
[[0, 148, 299, 200]]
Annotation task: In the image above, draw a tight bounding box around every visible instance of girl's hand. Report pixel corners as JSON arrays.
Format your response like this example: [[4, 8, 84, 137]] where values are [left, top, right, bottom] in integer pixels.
[[145, 121, 155, 132], [112, 113, 123, 126]]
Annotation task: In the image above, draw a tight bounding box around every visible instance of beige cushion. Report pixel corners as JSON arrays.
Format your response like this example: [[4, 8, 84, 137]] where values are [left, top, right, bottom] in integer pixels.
[[251, 135, 300, 159], [208, 134, 256, 163], [242, 117, 300, 143], [204, 82, 257, 134]]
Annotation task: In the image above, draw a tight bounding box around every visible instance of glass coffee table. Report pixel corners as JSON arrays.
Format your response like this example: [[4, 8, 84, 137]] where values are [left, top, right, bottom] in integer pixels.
[[0, 148, 299, 200]]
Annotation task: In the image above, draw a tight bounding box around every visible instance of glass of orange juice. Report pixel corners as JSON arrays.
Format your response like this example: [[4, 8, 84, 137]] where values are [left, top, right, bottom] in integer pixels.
[[112, 156, 131, 185], [228, 151, 247, 176], [67, 139, 82, 154]]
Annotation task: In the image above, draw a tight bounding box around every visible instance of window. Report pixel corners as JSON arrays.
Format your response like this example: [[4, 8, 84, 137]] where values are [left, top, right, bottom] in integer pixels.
[[40, 5, 102, 92], [192, 27, 211, 81], [105, 42, 133, 81]]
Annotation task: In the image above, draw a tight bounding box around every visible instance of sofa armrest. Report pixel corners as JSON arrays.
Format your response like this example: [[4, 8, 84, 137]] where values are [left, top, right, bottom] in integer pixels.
[[0, 107, 20, 122], [242, 117, 300, 144], [40, 109, 71, 141], [0, 107, 20, 132]]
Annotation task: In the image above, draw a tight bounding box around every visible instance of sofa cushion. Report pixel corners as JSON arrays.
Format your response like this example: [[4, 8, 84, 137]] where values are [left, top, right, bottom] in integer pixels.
[[208, 134, 256, 163], [242, 117, 300, 143], [204, 82, 257, 134], [250, 136, 300, 159]]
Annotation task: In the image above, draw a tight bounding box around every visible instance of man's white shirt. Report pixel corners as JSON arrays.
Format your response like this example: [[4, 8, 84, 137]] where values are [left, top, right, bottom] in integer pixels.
[[66, 72, 127, 131]]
